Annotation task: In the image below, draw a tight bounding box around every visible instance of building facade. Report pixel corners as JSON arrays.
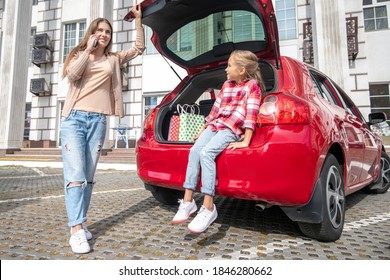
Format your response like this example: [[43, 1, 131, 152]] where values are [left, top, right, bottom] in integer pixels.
[[0, 0, 389, 150]]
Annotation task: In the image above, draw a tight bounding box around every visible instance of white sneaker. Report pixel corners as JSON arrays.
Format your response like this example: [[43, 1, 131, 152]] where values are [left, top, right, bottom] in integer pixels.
[[70, 223, 92, 241], [188, 205, 217, 233], [82, 223, 93, 240], [69, 229, 91, 254], [172, 199, 197, 224]]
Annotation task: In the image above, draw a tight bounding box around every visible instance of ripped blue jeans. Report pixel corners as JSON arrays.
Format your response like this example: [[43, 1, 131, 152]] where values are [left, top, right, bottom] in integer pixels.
[[60, 110, 106, 227], [183, 126, 239, 196]]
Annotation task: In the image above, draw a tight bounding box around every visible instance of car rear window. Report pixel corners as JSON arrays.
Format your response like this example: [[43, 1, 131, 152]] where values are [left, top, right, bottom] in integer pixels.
[[166, 10, 266, 62]]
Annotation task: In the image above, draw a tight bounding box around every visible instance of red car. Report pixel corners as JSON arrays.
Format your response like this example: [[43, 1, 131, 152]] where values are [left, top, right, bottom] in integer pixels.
[[126, 0, 390, 241]]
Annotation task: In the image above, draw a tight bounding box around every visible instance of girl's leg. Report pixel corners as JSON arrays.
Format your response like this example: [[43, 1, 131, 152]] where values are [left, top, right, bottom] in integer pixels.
[[172, 127, 215, 224], [183, 126, 216, 195], [199, 129, 238, 199], [187, 129, 238, 233]]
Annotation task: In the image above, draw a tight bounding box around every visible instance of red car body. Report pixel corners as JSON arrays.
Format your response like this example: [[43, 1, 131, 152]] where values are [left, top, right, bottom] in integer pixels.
[[126, 0, 389, 241], [137, 56, 381, 204]]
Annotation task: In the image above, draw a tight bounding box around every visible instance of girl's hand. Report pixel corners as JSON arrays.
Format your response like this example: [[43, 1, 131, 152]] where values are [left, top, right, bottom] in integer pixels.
[[227, 141, 249, 151]]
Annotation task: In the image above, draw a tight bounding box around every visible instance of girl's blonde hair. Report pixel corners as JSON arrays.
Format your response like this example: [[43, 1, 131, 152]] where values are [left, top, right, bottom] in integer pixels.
[[230, 50, 266, 92], [62, 18, 113, 78]]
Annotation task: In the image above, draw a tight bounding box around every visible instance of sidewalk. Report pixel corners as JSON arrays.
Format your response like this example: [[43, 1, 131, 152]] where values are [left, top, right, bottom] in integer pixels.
[[0, 159, 136, 170], [0, 148, 136, 170]]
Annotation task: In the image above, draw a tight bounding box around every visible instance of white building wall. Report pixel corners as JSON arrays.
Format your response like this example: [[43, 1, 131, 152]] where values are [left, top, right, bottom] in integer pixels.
[[1, 0, 389, 148]]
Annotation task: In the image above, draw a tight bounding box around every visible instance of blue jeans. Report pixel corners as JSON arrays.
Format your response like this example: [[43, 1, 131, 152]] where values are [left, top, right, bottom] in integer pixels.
[[183, 126, 239, 196], [60, 110, 106, 227]]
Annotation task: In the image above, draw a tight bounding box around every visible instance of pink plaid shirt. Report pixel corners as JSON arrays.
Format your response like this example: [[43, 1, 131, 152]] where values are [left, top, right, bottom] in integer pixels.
[[205, 79, 261, 136]]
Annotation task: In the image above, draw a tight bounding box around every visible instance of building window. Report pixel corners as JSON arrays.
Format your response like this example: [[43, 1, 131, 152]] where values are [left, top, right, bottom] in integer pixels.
[[24, 103, 31, 140], [370, 84, 390, 118], [233, 11, 264, 42], [62, 21, 86, 62], [275, 0, 297, 40], [363, 0, 389, 31], [166, 24, 193, 53], [143, 95, 165, 117]]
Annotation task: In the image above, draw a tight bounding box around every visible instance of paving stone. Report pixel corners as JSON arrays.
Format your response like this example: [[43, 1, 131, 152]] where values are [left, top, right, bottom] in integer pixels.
[[0, 166, 389, 260]]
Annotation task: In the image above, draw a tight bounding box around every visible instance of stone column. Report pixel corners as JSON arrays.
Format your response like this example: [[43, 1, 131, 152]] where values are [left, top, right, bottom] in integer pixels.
[[90, 0, 113, 22], [311, 0, 350, 92], [0, 0, 32, 152]]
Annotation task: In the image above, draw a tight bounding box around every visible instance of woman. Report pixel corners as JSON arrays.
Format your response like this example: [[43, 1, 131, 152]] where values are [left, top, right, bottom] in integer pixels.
[[60, 5, 144, 254]]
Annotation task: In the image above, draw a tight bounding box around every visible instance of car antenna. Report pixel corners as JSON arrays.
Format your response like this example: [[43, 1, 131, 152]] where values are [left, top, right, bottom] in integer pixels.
[[160, 54, 183, 81]]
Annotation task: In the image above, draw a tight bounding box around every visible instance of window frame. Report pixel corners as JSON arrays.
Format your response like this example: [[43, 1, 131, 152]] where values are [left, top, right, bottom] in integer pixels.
[[369, 83, 390, 120], [275, 0, 297, 40], [62, 21, 86, 62], [363, 0, 390, 31]]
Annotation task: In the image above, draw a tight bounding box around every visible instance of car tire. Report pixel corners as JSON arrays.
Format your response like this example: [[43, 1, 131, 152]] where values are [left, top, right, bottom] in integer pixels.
[[298, 154, 345, 242], [147, 184, 184, 205], [364, 150, 390, 194]]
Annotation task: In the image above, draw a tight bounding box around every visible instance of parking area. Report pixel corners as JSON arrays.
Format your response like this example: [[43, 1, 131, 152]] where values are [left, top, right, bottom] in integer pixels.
[[0, 165, 389, 260]]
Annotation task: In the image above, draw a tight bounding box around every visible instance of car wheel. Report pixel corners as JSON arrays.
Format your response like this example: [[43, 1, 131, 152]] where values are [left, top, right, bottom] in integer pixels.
[[298, 154, 345, 242], [364, 150, 390, 194], [147, 184, 184, 205]]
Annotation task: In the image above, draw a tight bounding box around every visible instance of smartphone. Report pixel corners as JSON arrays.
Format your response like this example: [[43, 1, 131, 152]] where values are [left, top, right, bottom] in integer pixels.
[[93, 39, 98, 48]]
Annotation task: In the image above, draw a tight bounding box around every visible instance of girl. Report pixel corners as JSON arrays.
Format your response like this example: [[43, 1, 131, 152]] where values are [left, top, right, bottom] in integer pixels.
[[60, 5, 144, 253], [172, 50, 265, 233]]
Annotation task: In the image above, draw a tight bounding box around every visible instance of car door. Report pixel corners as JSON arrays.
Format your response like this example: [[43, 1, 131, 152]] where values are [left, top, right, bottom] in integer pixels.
[[331, 82, 380, 184], [310, 71, 365, 188]]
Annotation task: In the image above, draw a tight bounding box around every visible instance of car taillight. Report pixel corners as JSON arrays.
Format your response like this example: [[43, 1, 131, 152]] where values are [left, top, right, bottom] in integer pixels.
[[143, 107, 157, 131], [258, 93, 312, 126]]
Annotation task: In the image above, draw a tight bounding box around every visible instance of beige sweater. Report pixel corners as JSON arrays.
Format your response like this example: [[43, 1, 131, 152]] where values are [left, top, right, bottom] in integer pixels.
[[62, 26, 145, 118]]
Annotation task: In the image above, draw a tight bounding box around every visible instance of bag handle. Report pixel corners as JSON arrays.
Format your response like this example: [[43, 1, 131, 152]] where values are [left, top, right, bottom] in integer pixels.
[[177, 104, 200, 115]]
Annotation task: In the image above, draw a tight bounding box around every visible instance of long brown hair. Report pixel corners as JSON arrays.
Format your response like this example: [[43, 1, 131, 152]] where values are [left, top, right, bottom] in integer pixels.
[[230, 50, 266, 92], [62, 18, 113, 78]]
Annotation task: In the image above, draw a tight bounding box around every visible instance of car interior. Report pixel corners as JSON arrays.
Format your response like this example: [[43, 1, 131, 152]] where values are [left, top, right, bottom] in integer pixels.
[[156, 60, 277, 142]]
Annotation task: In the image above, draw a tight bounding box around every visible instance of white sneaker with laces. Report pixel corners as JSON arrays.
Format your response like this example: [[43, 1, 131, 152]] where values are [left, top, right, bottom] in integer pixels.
[[172, 199, 197, 224], [82, 223, 92, 240], [188, 204, 217, 233], [70, 223, 92, 241], [69, 229, 91, 254]]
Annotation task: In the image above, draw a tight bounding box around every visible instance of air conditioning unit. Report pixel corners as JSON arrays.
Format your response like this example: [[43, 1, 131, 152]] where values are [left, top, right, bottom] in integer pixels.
[[32, 48, 52, 66], [30, 78, 51, 96], [33, 33, 52, 50]]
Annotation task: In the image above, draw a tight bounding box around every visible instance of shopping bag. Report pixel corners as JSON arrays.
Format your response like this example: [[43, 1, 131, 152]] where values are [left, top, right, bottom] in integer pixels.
[[178, 104, 205, 142], [168, 114, 180, 141]]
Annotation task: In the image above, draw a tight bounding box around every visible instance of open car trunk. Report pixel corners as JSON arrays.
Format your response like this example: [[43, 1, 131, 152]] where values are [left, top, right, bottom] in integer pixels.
[[154, 60, 277, 143]]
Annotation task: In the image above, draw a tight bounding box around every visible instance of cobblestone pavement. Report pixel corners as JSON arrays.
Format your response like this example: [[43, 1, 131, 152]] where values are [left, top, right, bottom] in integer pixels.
[[0, 165, 389, 260]]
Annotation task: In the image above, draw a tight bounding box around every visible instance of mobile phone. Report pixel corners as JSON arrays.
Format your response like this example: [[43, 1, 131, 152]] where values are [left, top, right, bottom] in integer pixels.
[[93, 39, 98, 48]]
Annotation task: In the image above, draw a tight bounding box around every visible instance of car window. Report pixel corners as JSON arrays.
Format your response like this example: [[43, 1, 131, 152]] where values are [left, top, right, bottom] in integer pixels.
[[310, 70, 367, 123], [332, 81, 367, 123], [166, 10, 266, 62], [309, 71, 338, 105]]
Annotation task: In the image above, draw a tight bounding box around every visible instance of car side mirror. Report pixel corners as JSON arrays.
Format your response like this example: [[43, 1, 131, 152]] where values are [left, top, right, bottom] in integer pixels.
[[368, 112, 387, 125]]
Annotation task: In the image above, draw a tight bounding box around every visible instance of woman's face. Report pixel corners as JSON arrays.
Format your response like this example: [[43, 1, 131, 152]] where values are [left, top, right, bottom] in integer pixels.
[[93, 21, 112, 49]]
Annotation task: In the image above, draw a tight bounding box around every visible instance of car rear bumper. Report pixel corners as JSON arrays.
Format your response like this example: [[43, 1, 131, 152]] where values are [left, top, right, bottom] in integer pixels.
[[137, 125, 323, 206]]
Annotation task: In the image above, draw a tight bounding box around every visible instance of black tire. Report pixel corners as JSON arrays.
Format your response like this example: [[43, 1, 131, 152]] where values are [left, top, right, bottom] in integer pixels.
[[364, 150, 390, 194], [148, 184, 184, 205], [298, 154, 345, 242]]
